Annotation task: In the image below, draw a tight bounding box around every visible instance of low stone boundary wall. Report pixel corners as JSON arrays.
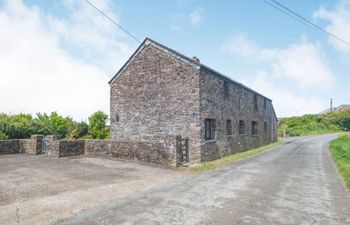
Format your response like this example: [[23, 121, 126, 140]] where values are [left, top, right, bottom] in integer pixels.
[[49, 140, 85, 157], [0, 140, 21, 154], [85, 137, 177, 166], [0, 135, 44, 155], [1, 135, 179, 166]]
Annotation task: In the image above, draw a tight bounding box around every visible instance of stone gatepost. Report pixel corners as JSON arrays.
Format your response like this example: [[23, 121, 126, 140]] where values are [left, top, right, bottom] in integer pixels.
[[46, 135, 59, 156], [27, 135, 44, 155]]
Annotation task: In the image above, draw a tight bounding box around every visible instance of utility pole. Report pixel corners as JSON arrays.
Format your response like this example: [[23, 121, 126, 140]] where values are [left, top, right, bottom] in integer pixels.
[[330, 98, 333, 112]]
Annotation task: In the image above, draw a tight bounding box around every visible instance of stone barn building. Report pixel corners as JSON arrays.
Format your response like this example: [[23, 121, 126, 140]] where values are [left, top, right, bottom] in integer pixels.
[[109, 38, 277, 164]]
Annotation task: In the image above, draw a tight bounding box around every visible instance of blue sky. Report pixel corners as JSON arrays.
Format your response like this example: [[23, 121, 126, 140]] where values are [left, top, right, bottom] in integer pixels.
[[0, 0, 349, 120]]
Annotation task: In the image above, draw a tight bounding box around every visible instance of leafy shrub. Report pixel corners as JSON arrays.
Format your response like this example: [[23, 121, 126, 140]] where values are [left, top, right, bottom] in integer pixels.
[[279, 109, 350, 137]]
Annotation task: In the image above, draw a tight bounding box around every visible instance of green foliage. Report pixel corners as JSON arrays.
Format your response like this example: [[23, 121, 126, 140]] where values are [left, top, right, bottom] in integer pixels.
[[76, 121, 89, 137], [0, 131, 8, 140], [4, 113, 34, 139], [330, 135, 350, 190], [88, 111, 109, 139], [279, 109, 350, 137], [0, 111, 109, 140]]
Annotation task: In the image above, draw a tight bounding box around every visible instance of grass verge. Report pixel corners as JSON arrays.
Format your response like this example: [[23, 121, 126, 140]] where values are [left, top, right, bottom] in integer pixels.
[[189, 141, 283, 172], [329, 134, 350, 190]]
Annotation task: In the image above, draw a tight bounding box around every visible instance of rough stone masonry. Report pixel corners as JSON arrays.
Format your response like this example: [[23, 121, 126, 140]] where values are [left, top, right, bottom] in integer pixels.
[[109, 38, 278, 164]]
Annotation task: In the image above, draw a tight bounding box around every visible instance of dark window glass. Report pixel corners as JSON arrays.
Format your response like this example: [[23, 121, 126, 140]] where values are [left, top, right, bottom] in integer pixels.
[[205, 119, 216, 140], [226, 119, 232, 135], [239, 120, 245, 135], [252, 121, 258, 135], [264, 121, 267, 132]]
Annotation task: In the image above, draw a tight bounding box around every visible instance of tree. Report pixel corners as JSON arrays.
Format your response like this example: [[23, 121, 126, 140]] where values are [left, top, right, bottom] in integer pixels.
[[6, 114, 34, 139], [76, 121, 89, 137], [88, 111, 109, 139], [49, 112, 75, 138]]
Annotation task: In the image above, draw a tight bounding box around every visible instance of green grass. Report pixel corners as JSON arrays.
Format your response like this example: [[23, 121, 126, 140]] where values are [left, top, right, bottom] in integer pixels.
[[330, 134, 350, 190], [189, 141, 283, 172]]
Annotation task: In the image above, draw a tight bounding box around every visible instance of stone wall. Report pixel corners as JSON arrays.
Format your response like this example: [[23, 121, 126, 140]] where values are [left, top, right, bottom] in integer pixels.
[[199, 68, 278, 161], [0, 140, 21, 154], [85, 137, 177, 166], [26, 135, 44, 155], [20, 139, 33, 154], [49, 140, 85, 157], [110, 42, 202, 163], [0, 135, 45, 155]]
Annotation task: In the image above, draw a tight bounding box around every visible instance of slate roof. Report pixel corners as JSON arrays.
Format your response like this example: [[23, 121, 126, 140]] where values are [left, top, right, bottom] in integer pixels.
[[109, 37, 272, 101]]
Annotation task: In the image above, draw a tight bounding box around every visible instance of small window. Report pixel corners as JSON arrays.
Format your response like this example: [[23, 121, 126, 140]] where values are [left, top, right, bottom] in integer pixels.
[[264, 121, 267, 133], [115, 114, 120, 122], [205, 119, 216, 140], [239, 120, 245, 135], [223, 81, 229, 99], [251, 121, 258, 135], [264, 98, 267, 110], [226, 119, 232, 135], [254, 94, 258, 112]]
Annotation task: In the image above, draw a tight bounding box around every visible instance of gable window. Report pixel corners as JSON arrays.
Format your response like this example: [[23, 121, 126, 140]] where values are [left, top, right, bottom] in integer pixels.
[[264, 121, 267, 133], [205, 119, 216, 140], [254, 94, 258, 112], [251, 121, 258, 135], [226, 119, 232, 135], [223, 81, 229, 99], [239, 120, 245, 135]]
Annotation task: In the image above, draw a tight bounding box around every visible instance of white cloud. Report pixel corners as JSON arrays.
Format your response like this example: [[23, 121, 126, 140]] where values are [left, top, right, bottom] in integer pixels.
[[313, 0, 350, 53], [0, 0, 134, 120], [189, 7, 204, 25], [222, 34, 334, 89], [241, 72, 327, 117]]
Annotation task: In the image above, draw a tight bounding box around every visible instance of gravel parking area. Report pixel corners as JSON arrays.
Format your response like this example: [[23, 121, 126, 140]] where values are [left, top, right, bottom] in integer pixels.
[[0, 154, 184, 225]]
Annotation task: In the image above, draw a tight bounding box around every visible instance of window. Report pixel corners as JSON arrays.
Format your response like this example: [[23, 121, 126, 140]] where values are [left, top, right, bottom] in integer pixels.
[[223, 81, 229, 99], [254, 94, 258, 112], [251, 121, 258, 135], [264, 121, 267, 133], [115, 114, 120, 122], [226, 119, 232, 135], [205, 119, 216, 140], [264, 98, 267, 110], [239, 120, 245, 135]]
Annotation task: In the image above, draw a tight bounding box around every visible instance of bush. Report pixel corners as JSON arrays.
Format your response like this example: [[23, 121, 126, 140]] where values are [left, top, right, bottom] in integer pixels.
[[0, 111, 110, 140], [279, 109, 350, 137], [338, 133, 350, 139], [88, 111, 109, 139]]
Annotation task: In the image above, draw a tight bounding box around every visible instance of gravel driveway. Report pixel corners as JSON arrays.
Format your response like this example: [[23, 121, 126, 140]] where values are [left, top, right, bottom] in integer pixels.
[[0, 155, 184, 225]]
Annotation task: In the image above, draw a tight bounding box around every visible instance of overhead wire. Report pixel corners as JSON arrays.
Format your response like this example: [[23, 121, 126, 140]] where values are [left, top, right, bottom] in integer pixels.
[[261, 0, 350, 47], [83, 0, 141, 43]]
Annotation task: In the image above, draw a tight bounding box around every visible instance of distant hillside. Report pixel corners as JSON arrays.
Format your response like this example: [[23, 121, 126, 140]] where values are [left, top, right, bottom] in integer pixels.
[[319, 104, 350, 114], [278, 109, 350, 137]]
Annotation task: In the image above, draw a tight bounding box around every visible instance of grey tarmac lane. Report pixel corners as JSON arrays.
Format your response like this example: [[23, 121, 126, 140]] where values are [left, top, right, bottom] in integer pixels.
[[55, 133, 350, 225]]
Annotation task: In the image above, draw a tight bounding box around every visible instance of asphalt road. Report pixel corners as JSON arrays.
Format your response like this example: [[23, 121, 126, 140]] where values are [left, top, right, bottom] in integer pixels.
[[55, 134, 350, 225]]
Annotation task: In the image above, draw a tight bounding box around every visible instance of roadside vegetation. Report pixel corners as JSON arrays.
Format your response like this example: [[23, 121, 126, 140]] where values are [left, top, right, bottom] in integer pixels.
[[0, 111, 109, 140], [189, 141, 283, 172], [278, 109, 350, 137], [330, 134, 350, 190]]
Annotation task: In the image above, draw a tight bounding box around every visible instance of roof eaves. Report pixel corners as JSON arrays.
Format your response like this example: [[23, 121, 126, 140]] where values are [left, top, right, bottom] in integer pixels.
[[199, 65, 272, 101]]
